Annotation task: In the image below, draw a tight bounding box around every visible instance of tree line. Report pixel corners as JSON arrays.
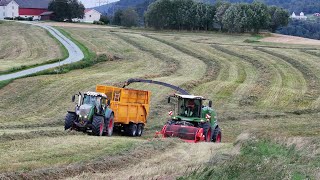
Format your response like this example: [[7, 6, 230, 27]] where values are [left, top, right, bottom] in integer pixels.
[[144, 0, 289, 33], [278, 19, 320, 40], [215, 0, 320, 14], [48, 0, 85, 22]]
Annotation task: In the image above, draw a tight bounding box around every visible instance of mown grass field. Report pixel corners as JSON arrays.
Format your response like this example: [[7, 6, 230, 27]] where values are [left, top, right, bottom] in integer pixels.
[[0, 24, 320, 179], [0, 21, 65, 74]]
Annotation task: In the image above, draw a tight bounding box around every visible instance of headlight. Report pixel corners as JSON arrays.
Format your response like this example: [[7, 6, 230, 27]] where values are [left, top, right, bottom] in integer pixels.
[[79, 115, 82, 118], [84, 115, 87, 118]]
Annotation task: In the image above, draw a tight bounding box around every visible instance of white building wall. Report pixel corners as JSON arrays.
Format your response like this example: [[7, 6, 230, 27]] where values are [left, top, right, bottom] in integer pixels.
[[0, 1, 19, 19], [83, 10, 101, 23], [0, 6, 5, 19]]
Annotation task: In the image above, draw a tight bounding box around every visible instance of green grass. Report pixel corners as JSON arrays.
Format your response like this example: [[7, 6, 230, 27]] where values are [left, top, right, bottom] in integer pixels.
[[0, 79, 13, 89], [181, 138, 317, 180]]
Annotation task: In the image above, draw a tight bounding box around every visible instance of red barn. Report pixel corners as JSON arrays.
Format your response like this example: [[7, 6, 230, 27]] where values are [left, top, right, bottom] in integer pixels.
[[15, 0, 51, 20]]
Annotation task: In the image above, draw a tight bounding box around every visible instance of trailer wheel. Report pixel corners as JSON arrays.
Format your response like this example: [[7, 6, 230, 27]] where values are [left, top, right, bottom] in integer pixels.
[[212, 127, 222, 143], [65, 112, 76, 130], [106, 114, 114, 136], [136, 124, 144, 136], [92, 115, 105, 136], [126, 123, 137, 136]]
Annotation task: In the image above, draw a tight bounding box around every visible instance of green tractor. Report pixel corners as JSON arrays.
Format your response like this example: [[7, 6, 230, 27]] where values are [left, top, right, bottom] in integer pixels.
[[65, 92, 114, 136]]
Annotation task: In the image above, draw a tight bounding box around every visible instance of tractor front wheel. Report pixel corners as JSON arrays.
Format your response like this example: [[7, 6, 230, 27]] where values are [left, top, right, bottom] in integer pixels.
[[65, 112, 76, 130], [126, 123, 137, 136], [92, 115, 105, 136], [106, 114, 114, 136], [212, 128, 222, 143]]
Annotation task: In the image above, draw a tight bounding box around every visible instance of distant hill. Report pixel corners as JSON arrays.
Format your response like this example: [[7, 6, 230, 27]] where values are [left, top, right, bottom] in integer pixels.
[[94, 0, 320, 16]]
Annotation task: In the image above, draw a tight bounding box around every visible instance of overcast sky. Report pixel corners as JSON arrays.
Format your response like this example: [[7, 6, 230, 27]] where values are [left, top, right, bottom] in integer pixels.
[[79, 0, 119, 8]]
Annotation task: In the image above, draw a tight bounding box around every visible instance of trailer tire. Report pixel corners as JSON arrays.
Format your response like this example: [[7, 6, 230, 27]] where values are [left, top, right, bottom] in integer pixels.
[[126, 123, 137, 136], [212, 127, 222, 143], [136, 124, 144, 136], [106, 114, 114, 136], [65, 112, 76, 130], [92, 115, 105, 136]]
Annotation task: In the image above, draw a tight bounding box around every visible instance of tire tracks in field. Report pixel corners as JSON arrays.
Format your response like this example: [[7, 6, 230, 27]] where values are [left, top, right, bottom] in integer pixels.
[[111, 33, 180, 79], [192, 40, 319, 50], [255, 47, 320, 105], [212, 45, 274, 106], [141, 34, 221, 90]]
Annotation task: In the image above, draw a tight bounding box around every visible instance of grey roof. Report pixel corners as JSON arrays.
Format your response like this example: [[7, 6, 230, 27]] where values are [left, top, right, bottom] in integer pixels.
[[0, 0, 13, 6], [14, 0, 51, 9], [40, 11, 54, 16]]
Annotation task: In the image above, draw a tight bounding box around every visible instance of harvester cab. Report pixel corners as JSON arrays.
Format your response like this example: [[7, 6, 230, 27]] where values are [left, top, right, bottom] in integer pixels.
[[65, 91, 114, 136]]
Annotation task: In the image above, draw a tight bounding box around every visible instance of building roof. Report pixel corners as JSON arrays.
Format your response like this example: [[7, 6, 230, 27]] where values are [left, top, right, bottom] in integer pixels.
[[84, 9, 92, 13], [40, 11, 54, 16], [84, 8, 102, 15], [15, 0, 50, 9], [0, 0, 13, 6]]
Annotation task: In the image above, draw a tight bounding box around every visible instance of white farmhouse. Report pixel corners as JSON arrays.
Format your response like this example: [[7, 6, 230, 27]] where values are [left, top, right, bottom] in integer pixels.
[[291, 12, 307, 20], [82, 9, 101, 23], [0, 0, 19, 19]]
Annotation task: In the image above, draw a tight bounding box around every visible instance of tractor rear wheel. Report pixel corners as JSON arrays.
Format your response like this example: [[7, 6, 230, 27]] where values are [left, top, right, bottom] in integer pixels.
[[92, 115, 105, 136], [212, 128, 222, 143], [126, 123, 137, 136], [135, 124, 144, 136], [106, 114, 114, 136], [65, 112, 76, 130]]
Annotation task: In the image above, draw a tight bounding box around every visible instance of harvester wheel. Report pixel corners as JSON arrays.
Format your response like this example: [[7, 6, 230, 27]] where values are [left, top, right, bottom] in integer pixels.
[[205, 128, 213, 142], [106, 114, 114, 136], [212, 128, 222, 143], [92, 115, 105, 136], [136, 124, 144, 136], [126, 123, 137, 136], [65, 112, 76, 130]]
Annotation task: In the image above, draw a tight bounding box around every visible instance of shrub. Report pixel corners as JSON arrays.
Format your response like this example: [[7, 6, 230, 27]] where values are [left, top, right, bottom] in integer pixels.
[[93, 20, 105, 25], [99, 15, 110, 24]]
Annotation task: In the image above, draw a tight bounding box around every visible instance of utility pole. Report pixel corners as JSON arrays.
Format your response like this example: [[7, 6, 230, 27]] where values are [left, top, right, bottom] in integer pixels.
[[96, 0, 109, 7]]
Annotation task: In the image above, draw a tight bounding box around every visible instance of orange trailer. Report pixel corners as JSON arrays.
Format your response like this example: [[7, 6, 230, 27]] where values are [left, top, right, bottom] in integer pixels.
[[96, 85, 151, 136]]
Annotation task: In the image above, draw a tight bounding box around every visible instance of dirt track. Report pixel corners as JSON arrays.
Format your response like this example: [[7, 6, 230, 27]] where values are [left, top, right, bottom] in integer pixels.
[[261, 33, 320, 46]]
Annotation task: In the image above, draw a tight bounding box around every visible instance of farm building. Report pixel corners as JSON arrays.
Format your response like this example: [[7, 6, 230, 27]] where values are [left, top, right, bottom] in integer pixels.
[[0, 0, 19, 19], [40, 11, 54, 21], [291, 12, 307, 20], [15, 0, 51, 20], [81, 9, 101, 23]]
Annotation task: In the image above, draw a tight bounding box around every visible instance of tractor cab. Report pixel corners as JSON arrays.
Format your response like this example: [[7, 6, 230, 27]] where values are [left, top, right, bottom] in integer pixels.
[[72, 92, 108, 121]]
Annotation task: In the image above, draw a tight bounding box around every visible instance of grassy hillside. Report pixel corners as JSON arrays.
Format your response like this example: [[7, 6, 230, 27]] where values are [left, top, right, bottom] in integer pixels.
[[0, 25, 320, 179], [0, 21, 66, 74]]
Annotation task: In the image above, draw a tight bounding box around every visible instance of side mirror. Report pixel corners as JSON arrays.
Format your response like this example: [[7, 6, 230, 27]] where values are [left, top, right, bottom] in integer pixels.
[[107, 99, 111, 106], [209, 100, 212, 107], [72, 95, 75, 102], [168, 97, 171, 103]]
